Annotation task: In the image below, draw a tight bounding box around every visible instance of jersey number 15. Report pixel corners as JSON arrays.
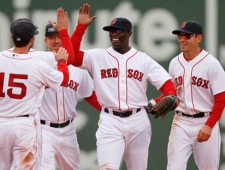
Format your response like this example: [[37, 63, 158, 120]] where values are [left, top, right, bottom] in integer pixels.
[[0, 73, 28, 99]]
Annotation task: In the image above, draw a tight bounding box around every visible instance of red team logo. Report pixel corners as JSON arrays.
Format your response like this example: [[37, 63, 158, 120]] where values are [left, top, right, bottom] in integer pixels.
[[111, 18, 117, 25], [181, 22, 187, 28]]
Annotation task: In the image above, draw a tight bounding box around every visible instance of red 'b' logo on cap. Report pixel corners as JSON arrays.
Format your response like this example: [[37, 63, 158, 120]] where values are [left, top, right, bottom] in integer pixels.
[[181, 22, 187, 28], [111, 18, 117, 25]]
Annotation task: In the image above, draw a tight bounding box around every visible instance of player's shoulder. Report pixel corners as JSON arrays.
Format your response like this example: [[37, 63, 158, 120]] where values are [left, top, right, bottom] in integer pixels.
[[69, 65, 89, 74], [133, 48, 153, 60], [201, 50, 220, 64], [82, 48, 105, 53], [28, 49, 55, 65], [28, 49, 53, 56], [1, 48, 14, 55]]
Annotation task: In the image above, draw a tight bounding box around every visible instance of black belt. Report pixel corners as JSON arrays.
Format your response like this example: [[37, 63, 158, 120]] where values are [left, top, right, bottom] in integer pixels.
[[176, 111, 211, 118], [17, 115, 29, 117], [40, 119, 74, 128], [104, 108, 141, 118]]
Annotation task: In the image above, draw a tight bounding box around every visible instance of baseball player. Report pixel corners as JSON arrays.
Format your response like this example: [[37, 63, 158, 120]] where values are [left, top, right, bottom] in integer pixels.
[[167, 21, 225, 170], [36, 18, 102, 170], [67, 4, 177, 170], [0, 18, 69, 169]]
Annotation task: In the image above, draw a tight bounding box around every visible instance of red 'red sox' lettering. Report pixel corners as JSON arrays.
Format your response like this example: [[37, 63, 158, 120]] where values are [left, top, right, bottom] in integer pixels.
[[101, 68, 144, 82], [127, 69, 144, 81], [175, 76, 183, 87], [101, 68, 118, 78], [192, 76, 209, 89], [175, 76, 209, 89], [65, 80, 79, 91]]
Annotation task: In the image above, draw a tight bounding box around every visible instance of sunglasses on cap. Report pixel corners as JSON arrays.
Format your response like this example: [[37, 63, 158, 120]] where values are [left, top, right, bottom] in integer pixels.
[[177, 34, 197, 40], [109, 29, 129, 35]]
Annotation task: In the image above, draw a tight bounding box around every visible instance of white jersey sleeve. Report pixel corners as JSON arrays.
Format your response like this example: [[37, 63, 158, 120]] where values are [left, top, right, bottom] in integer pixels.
[[34, 59, 63, 91], [28, 49, 57, 69], [76, 68, 94, 98]]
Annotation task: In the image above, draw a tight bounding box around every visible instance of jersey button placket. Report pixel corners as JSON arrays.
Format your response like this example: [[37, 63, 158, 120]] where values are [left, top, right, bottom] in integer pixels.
[[120, 59, 127, 108]]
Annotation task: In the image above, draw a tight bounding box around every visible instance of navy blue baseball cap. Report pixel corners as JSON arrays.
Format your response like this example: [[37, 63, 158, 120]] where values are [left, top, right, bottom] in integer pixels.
[[103, 17, 132, 32], [172, 21, 202, 35], [45, 23, 58, 36], [10, 18, 39, 42]]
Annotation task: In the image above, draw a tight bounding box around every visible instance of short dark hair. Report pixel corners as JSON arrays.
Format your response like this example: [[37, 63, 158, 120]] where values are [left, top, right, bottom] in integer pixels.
[[12, 38, 31, 47]]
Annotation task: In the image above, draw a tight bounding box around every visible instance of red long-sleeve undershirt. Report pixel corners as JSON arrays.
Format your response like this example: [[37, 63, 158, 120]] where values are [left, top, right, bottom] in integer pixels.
[[205, 91, 225, 128], [59, 29, 75, 65], [84, 91, 102, 111], [57, 61, 69, 86], [153, 79, 176, 102], [70, 24, 87, 66]]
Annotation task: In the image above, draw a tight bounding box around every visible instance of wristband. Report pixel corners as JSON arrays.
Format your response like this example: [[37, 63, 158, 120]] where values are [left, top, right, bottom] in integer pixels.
[[57, 59, 66, 62], [149, 99, 156, 106]]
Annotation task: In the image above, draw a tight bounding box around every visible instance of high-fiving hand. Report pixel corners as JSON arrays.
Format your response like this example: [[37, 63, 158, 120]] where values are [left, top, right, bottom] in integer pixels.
[[78, 3, 97, 26]]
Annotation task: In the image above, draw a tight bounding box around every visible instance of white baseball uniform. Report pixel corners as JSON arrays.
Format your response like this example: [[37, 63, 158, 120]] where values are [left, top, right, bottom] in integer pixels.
[[0, 50, 66, 170], [77, 46, 172, 170], [37, 65, 94, 170], [167, 50, 225, 170]]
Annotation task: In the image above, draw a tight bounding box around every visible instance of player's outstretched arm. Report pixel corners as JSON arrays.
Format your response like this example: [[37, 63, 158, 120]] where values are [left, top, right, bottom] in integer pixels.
[[49, 7, 75, 65], [70, 3, 97, 67]]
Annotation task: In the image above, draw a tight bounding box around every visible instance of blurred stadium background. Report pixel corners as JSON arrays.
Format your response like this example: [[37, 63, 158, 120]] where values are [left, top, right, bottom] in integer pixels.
[[1, 0, 225, 169]]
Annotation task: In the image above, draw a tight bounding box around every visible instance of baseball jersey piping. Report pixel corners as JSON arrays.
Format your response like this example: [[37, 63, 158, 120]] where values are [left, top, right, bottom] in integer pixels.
[[107, 51, 121, 109], [178, 55, 187, 110], [126, 50, 138, 109], [190, 53, 209, 113], [62, 87, 66, 120], [55, 88, 67, 121], [2, 53, 32, 60], [55, 91, 59, 121]]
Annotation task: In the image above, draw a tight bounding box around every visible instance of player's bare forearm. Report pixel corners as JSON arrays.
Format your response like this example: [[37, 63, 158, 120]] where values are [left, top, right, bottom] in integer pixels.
[[78, 3, 97, 26]]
